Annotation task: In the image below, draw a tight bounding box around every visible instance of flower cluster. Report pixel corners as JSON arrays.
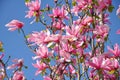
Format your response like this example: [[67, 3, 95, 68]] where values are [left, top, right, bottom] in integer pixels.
[[3, 0, 120, 80]]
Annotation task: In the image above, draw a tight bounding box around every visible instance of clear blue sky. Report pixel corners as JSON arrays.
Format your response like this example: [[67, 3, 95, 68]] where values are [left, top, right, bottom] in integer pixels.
[[0, 0, 120, 80]]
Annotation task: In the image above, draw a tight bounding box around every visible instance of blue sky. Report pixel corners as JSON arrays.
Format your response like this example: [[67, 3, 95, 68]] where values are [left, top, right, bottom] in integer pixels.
[[0, 0, 120, 80]]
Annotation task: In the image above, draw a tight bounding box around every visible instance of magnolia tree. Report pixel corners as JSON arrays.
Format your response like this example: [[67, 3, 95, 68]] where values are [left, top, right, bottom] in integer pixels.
[[0, 0, 120, 80]]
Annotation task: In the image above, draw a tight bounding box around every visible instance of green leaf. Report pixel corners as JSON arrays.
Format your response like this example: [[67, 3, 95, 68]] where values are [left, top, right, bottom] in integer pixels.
[[45, 58, 51, 63], [0, 48, 4, 52], [25, 35, 30, 38], [55, 56, 59, 60], [25, 0, 30, 3], [72, 1, 76, 6], [108, 5, 114, 13]]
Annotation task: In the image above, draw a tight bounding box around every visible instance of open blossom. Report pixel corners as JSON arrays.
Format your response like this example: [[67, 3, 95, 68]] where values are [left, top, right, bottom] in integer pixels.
[[27, 31, 48, 45], [87, 56, 111, 71], [81, 16, 93, 26], [12, 71, 25, 80], [96, 0, 112, 13], [49, 5, 68, 19], [7, 59, 23, 69], [32, 45, 50, 60], [32, 60, 48, 75], [5, 20, 24, 31], [66, 25, 80, 37], [71, 0, 92, 16], [52, 20, 65, 30], [25, 0, 41, 18], [109, 58, 119, 70], [28, 30, 62, 46], [108, 43, 120, 58], [93, 24, 109, 42]]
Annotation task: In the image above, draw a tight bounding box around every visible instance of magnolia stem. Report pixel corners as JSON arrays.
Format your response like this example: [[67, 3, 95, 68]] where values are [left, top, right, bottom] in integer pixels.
[[77, 57, 80, 80], [20, 28, 35, 53], [65, 0, 73, 26]]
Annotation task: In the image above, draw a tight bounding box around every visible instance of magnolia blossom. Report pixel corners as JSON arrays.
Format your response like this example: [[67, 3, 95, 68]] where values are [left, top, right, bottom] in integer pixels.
[[96, 0, 112, 13], [108, 43, 120, 58], [33, 45, 50, 60], [32, 60, 48, 75], [25, 0, 41, 23], [25, 0, 41, 18], [52, 20, 65, 30], [28, 30, 62, 46], [66, 25, 80, 37], [71, 0, 92, 15], [109, 58, 119, 70], [5, 20, 24, 31], [49, 5, 68, 19], [12, 71, 25, 80], [27, 31, 48, 45], [81, 16, 93, 26], [7, 59, 23, 69], [93, 24, 109, 42], [87, 56, 111, 71]]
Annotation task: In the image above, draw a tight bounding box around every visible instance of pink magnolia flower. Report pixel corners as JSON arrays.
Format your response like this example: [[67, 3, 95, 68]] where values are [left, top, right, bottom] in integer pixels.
[[116, 5, 120, 16], [108, 43, 120, 58], [116, 29, 120, 34], [96, 0, 112, 13], [93, 24, 109, 42], [44, 34, 62, 43], [27, 31, 47, 45], [43, 76, 52, 80], [32, 45, 50, 60], [32, 60, 48, 75], [7, 59, 23, 69], [81, 16, 93, 26], [28, 30, 62, 46], [25, 0, 41, 18], [66, 25, 80, 37], [49, 5, 68, 19], [59, 50, 71, 62], [12, 71, 25, 80], [5, 20, 24, 31], [71, 0, 92, 15], [52, 20, 65, 30], [109, 58, 119, 70], [61, 41, 74, 53], [88, 56, 111, 71]]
